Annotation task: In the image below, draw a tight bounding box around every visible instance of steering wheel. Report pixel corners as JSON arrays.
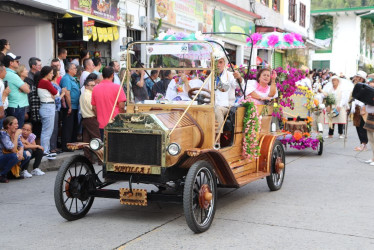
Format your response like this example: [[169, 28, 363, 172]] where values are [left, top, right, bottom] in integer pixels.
[[188, 88, 211, 104]]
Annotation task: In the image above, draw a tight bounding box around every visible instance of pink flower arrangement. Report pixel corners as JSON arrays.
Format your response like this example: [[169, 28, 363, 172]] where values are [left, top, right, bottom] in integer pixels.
[[267, 34, 279, 47], [293, 33, 303, 42], [247, 33, 262, 45], [279, 137, 321, 150], [284, 33, 294, 44]]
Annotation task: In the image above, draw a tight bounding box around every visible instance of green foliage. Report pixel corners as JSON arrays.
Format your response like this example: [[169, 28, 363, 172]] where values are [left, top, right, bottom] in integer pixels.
[[312, 0, 374, 10]]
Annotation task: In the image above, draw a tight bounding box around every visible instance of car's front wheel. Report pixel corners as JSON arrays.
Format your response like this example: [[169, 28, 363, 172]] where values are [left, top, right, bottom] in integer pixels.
[[183, 160, 217, 233]]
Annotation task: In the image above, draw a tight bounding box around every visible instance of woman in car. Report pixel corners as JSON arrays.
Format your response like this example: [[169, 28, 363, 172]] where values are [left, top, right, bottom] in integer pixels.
[[244, 68, 278, 104]]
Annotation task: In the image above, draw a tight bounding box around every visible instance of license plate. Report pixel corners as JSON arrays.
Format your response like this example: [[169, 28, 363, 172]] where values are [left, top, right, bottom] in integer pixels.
[[119, 188, 147, 206]]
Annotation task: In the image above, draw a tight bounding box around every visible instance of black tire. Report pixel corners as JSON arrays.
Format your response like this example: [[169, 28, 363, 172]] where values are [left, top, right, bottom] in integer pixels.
[[54, 155, 96, 221], [266, 140, 286, 191], [317, 140, 323, 155], [183, 161, 217, 233]]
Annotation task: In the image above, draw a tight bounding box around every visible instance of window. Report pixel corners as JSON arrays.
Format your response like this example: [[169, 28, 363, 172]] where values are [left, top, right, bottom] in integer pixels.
[[289, 0, 297, 22], [300, 3, 306, 27], [272, 0, 280, 12]]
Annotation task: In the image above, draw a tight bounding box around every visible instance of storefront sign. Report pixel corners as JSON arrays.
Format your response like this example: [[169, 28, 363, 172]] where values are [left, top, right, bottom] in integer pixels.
[[154, 0, 213, 32], [213, 10, 255, 42], [70, 0, 119, 24]]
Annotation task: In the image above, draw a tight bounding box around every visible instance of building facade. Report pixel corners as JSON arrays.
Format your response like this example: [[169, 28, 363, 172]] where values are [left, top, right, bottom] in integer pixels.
[[310, 7, 374, 77]]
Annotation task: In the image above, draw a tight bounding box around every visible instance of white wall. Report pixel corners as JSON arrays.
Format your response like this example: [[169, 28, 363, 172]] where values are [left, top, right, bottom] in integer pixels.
[[310, 13, 360, 77], [283, 0, 310, 37], [0, 12, 54, 68]]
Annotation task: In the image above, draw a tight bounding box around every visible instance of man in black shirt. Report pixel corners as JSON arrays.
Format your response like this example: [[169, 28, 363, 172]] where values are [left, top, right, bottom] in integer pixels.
[[131, 66, 148, 103], [152, 70, 172, 99]]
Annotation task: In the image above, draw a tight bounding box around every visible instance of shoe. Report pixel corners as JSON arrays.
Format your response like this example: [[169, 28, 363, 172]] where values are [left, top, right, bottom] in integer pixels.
[[365, 159, 373, 163], [370, 162, 374, 166], [48, 152, 57, 157], [0, 175, 9, 183], [21, 170, 32, 178], [339, 135, 345, 139], [31, 168, 45, 176], [324, 135, 333, 139], [44, 153, 56, 160]]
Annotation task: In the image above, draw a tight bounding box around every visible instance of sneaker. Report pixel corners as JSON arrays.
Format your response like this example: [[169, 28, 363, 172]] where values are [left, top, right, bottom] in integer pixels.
[[370, 162, 374, 166], [339, 135, 345, 139], [44, 153, 56, 160], [48, 152, 57, 157], [325, 135, 332, 139], [365, 159, 373, 164], [31, 168, 45, 176], [21, 170, 32, 178]]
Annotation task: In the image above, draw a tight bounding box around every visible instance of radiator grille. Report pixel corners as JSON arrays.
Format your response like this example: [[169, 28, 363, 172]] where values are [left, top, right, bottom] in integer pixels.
[[107, 133, 162, 165]]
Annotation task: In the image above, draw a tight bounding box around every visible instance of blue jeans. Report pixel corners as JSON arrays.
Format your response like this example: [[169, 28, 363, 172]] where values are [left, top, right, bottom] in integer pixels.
[[7, 106, 26, 128], [39, 103, 55, 154], [0, 153, 18, 176]]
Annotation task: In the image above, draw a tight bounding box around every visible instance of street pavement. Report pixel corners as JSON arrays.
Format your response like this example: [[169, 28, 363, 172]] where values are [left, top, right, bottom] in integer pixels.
[[1, 123, 374, 249]]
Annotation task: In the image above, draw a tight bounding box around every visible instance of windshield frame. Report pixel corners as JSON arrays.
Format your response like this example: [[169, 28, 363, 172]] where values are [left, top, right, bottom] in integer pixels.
[[126, 40, 217, 108]]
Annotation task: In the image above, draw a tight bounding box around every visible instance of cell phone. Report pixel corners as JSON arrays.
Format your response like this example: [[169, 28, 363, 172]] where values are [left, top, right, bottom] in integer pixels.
[[3, 80, 8, 89]]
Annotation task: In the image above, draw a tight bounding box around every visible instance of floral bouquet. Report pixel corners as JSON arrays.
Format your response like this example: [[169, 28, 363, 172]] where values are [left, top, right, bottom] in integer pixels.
[[154, 93, 165, 102], [239, 97, 261, 160]]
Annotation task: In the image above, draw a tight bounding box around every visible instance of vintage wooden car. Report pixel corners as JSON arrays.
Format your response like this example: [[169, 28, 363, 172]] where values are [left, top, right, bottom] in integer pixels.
[[54, 40, 286, 233]]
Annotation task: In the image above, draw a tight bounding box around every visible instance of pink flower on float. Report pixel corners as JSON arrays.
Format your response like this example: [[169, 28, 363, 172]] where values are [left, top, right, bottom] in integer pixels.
[[267, 34, 279, 47], [250, 33, 263, 44], [284, 33, 294, 44], [166, 29, 174, 35], [293, 33, 303, 42]]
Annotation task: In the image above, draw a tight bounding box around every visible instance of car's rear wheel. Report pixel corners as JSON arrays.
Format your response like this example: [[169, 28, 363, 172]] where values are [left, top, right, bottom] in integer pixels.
[[266, 140, 286, 191], [183, 161, 217, 233], [54, 155, 95, 221], [317, 140, 323, 155]]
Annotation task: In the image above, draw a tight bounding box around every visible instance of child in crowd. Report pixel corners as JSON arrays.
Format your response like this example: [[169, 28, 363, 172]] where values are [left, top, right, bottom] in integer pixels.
[[20, 123, 45, 176]]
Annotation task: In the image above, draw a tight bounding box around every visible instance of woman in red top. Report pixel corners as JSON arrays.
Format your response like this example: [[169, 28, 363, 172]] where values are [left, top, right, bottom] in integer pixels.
[[37, 66, 58, 159]]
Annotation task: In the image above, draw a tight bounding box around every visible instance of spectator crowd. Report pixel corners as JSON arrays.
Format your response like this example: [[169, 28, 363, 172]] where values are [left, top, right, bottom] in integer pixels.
[[0, 39, 126, 183]]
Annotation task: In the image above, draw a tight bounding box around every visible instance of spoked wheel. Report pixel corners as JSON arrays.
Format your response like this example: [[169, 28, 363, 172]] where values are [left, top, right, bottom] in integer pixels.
[[183, 161, 217, 233], [266, 140, 286, 191], [317, 140, 323, 155], [54, 155, 96, 221]]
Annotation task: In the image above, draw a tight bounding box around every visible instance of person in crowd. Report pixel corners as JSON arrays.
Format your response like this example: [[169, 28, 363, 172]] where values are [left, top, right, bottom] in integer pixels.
[[50, 67, 66, 154], [37, 66, 59, 159], [80, 77, 100, 163], [0, 39, 10, 63], [91, 67, 126, 138], [152, 70, 172, 99], [351, 71, 368, 151], [0, 83, 4, 120], [57, 48, 67, 77], [92, 57, 102, 76], [20, 123, 45, 176], [363, 78, 374, 165], [51, 58, 62, 84], [109, 60, 121, 85], [72, 49, 89, 68], [145, 70, 159, 99], [0, 63, 10, 128], [60, 63, 80, 152], [131, 64, 148, 103], [16, 64, 29, 81], [245, 68, 278, 104], [0, 116, 31, 182], [323, 76, 349, 139], [25, 57, 42, 140], [165, 67, 204, 102], [79, 58, 95, 88], [3, 53, 30, 128]]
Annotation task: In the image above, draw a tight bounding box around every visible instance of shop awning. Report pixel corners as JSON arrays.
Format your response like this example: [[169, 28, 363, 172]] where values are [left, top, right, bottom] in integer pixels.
[[305, 39, 327, 50]]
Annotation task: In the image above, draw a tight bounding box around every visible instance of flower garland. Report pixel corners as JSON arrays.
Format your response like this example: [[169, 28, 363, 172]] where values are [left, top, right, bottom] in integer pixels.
[[278, 131, 323, 150], [173, 75, 191, 93], [240, 98, 261, 160], [297, 86, 314, 110]]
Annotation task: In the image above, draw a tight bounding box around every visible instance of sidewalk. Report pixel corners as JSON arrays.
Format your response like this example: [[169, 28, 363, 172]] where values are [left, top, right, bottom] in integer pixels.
[[29, 150, 82, 172]]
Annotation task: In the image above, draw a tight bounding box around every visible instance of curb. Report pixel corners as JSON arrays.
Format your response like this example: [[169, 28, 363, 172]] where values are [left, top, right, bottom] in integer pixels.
[[29, 150, 82, 172]]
